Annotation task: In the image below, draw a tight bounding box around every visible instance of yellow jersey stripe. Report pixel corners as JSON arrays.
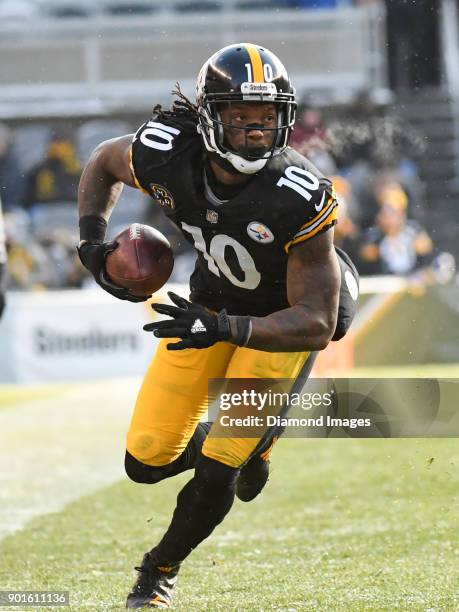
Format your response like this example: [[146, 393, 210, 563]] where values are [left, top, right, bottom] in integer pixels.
[[292, 199, 338, 240], [296, 195, 335, 232], [284, 208, 338, 253], [129, 145, 150, 196], [245, 44, 264, 83]]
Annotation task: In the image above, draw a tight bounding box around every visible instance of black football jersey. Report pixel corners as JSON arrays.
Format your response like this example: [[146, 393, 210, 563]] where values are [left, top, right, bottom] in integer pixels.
[[130, 114, 338, 317]]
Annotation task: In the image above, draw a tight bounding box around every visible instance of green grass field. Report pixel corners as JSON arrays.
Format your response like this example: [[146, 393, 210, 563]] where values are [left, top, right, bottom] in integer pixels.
[[0, 376, 458, 611]]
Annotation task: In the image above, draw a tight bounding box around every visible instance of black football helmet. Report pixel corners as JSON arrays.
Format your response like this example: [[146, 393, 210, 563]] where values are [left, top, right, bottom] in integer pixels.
[[196, 43, 297, 174]]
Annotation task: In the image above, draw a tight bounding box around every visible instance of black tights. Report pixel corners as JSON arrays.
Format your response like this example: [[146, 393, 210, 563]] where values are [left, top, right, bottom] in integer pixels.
[[154, 455, 238, 563], [125, 424, 238, 564]]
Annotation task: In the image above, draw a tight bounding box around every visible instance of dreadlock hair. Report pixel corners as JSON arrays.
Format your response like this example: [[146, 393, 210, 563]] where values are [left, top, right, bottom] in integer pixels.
[[153, 83, 199, 133]]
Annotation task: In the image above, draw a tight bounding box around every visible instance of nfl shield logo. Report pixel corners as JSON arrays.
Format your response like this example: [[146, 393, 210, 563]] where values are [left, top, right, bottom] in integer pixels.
[[206, 209, 219, 224]]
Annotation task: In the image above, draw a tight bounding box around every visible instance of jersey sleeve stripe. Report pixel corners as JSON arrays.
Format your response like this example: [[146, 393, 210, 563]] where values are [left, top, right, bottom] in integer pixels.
[[292, 200, 337, 239], [289, 196, 337, 242], [296, 193, 336, 232], [129, 145, 151, 196], [284, 207, 338, 252]]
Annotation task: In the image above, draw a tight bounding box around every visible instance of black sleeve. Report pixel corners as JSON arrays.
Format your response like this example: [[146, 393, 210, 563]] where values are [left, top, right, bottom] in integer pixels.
[[332, 247, 359, 341], [129, 119, 183, 196], [283, 181, 338, 253]]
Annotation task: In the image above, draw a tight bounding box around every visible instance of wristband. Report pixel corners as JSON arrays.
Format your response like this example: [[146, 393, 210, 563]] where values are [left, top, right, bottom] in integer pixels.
[[216, 309, 232, 341], [79, 215, 107, 243], [228, 315, 252, 347]]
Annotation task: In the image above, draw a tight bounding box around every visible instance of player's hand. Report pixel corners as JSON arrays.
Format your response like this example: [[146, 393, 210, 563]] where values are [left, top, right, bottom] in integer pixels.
[[77, 241, 147, 303], [144, 291, 231, 350]]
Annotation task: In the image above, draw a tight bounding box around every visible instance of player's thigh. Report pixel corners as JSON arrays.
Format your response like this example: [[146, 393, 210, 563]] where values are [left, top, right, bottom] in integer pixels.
[[203, 346, 312, 468], [127, 338, 235, 466]]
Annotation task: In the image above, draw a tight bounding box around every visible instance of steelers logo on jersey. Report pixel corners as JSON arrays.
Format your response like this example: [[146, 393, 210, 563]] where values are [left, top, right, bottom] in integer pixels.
[[247, 222, 274, 244], [150, 183, 175, 209]]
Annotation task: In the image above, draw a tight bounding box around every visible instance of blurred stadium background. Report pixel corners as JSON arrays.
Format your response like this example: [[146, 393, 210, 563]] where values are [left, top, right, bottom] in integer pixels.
[[1, 0, 459, 381], [1, 3, 459, 610]]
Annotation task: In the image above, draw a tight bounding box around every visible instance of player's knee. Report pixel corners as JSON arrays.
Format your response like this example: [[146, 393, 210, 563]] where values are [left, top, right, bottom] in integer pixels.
[[124, 450, 171, 484], [126, 430, 181, 467]]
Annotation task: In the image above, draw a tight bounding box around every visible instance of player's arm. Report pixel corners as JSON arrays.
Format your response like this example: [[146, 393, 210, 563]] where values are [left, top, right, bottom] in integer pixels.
[[145, 230, 340, 353], [77, 135, 148, 302], [243, 230, 340, 352], [78, 134, 136, 235]]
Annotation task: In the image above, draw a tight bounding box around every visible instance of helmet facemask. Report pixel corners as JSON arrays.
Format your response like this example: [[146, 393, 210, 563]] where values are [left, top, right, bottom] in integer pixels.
[[198, 96, 296, 174], [196, 44, 297, 174]]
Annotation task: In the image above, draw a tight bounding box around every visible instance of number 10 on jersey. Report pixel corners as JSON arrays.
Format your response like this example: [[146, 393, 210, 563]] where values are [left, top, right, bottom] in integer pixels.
[[181, 222, 261, 290]]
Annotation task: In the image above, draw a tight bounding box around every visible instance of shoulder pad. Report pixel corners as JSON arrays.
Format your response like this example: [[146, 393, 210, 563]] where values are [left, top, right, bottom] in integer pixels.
[[267, 149, 337, 251], [130, 116, 199, 194]]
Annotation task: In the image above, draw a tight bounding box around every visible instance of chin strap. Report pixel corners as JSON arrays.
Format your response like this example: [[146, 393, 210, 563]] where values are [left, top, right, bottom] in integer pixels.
[[225, 152, 268, 174], [208, 150, 267, 175], [206, 151, 244, 176]]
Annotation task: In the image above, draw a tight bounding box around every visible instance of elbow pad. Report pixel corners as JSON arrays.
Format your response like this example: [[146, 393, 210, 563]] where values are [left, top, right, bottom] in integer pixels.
[[332, 246, 359, 341]]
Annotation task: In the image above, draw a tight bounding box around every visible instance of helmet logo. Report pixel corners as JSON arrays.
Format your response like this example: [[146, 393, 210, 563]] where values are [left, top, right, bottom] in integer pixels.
[[247, 222, 274, 244]]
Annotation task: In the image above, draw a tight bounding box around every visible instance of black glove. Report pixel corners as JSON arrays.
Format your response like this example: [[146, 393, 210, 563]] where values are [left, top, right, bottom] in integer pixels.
[[77, 241, 149, 303], [0, 292, 5, 320], [143, 291, 231, 350]]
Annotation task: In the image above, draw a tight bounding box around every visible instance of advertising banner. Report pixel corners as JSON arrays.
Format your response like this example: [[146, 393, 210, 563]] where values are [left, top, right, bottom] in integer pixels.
[[0, 286, 187, 383]]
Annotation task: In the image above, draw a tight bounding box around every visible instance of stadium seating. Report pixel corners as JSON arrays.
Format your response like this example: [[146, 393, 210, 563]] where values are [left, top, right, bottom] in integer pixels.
[[0, 0, 359, 21], [12, 125, 53, 174], [76, 120, 131, 164]]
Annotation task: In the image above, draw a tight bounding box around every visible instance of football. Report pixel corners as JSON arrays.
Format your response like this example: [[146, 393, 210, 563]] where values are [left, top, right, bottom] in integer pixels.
[[105, 223, 174, 296]]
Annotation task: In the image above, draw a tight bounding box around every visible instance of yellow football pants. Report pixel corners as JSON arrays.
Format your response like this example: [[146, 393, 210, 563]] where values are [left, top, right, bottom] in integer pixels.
[[126, 339, 311, 469]]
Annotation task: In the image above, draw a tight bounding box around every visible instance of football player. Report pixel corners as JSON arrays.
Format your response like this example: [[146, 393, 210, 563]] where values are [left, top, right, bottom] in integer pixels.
[[77, 43, 359, 609]]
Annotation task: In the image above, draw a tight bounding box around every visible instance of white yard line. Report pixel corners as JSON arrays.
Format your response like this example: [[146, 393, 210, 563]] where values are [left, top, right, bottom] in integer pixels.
[[0, 378, 140, 540]]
